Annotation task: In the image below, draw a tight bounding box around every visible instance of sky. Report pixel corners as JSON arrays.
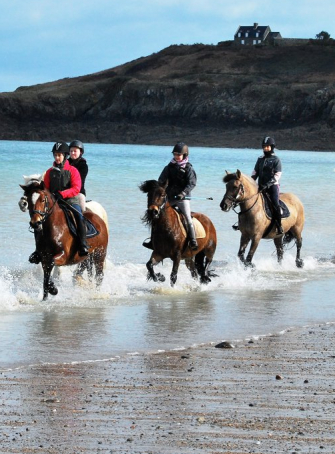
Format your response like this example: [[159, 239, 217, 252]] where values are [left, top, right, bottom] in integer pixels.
[[1, 0, 334, 93]]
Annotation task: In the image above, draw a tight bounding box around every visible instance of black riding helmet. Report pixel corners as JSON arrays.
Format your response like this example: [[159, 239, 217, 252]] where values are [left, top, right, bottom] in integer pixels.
[[69, 139, 84, 154], [51, 141, 70, 156], [262, 136, 276, 149], [172, 142, 189, 158]]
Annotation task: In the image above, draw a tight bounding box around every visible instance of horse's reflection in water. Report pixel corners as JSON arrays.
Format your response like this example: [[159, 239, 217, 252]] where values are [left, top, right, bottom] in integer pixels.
[[220, 169, 304, 268], [20, 181, 108, 300], [140, 180, 217, 286]]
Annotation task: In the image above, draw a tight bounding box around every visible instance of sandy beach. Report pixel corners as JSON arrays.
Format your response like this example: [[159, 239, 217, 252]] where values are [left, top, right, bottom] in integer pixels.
[[1, 323, 335, 453]]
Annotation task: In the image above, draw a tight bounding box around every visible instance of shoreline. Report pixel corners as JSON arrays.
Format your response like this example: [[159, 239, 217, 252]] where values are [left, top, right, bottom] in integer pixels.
[[1, 323, 335, 453]]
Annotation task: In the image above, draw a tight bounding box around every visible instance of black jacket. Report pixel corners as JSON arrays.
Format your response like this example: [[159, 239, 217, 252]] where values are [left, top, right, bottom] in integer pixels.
[[158, 161, 197, 201], [68, 157, 88, 195], [252, 154, 282, 187]]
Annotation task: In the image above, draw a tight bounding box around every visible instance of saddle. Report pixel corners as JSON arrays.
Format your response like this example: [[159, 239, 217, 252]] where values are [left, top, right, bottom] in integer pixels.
[[58, 200, 99, 238], [263, 194, 290, 220], [173, 206, 206, 238]]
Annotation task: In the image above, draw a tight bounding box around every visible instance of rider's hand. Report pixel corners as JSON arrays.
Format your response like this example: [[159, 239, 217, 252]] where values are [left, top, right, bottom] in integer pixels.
[[175, 193, 185, 200], [53, 191, 63, 201]]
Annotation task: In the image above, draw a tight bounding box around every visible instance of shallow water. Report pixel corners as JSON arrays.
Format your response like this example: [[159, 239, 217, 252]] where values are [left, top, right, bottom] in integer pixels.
[[1, 141, 335, 370]]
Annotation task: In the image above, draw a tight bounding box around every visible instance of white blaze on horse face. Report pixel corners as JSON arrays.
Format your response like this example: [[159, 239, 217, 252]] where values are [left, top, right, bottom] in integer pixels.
[[31, 192, 40, 205]]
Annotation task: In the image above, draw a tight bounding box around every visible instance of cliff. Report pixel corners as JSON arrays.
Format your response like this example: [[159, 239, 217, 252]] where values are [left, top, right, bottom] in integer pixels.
[[1, 41, 335, 150]]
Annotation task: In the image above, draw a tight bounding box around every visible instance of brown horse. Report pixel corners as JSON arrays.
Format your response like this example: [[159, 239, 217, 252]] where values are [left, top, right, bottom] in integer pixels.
[[139, 180, 217, 286], [220, 170, 304, 268], [20, 181, 108, 300]]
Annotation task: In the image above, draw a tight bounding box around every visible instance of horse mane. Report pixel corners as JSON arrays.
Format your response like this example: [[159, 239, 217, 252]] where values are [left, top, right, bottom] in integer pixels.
[[223, 171, 258, 189], [139, 179, 161, 194]]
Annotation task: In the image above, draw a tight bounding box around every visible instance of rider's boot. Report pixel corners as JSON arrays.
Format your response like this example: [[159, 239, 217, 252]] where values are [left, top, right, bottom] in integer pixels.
[[187, 222, 198, 251], [274, 207, 283, 235], [77, 216, 89, 257], [29, 251, 41, 264], [142, 238, 153, 249]]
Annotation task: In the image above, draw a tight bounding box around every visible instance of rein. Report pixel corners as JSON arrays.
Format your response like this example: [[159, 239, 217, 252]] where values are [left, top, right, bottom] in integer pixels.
[[227, 183, 261, 215]]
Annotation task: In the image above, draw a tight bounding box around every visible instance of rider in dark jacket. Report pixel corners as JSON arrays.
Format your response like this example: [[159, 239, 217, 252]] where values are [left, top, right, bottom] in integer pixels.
[[68, 140, 88, 212], [251, 136, 283, 234], [143, 142, 198, 250]]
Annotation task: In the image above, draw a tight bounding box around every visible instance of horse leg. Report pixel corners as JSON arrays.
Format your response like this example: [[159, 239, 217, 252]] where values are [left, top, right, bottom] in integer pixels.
[[170, 254, 181, 286], [185, 258, 198, 280], [295, 234, 304, 268], [42, 262, 57, 300], [245, 236, 262, 268], [274, 236, 284, 264], [238, 234, 250, 265], [146, 253, 166, 283]]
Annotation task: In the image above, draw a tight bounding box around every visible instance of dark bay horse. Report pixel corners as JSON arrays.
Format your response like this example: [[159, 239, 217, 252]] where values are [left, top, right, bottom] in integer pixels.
[[220, 170, 304, 268], [140, 180, 217, 286], [20, 181, 108, 300]]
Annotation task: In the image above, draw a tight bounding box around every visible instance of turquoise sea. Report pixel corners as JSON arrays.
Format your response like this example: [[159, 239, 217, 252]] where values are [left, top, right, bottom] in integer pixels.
[[1, 140, 335, 370]]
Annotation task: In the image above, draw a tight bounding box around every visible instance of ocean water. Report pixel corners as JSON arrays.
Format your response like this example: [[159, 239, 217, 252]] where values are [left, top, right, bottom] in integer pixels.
[[1, 140, 335, 370]]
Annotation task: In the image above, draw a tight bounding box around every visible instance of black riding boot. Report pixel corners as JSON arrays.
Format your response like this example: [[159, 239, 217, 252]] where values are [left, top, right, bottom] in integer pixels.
[[142, 237, 153, 249], [187, 222, 198, 250], [76, 216, 89, 256], [274, 207, 283, 235]]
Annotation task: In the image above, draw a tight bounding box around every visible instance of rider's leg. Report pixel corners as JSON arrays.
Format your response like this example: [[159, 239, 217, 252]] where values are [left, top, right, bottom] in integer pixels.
[[268, 185, 283, 234], [72, 204, 89, 256], [172, 199, 198, 250]]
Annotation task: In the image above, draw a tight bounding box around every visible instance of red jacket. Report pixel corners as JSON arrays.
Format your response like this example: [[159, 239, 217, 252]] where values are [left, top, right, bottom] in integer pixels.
[[44, 160, 82, 199]]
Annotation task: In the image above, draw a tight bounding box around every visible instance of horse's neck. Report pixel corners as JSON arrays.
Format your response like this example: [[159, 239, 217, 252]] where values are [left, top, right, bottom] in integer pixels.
[[240, 184, 260, 210], [155, 206, 176, 231]]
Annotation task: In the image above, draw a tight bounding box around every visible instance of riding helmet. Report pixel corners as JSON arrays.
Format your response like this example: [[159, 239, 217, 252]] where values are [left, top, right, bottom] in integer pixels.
[[262, 136, 276, 148], [172, 142, 189, 158], [51, 141, 70, 156], [69, 139, 84, 154]]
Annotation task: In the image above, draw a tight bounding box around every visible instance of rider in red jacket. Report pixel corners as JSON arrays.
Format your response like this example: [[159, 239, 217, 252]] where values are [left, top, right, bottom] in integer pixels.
[[29, 141, 89, 264]]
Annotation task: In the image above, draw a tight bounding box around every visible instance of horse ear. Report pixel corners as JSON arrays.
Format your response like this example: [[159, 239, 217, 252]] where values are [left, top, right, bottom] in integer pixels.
[[161, 180, 168, 190], [225, 170, 230, 175], [40, 181, 45, 189], [236, 169, 242, 179], [20, 184, 27, 191]]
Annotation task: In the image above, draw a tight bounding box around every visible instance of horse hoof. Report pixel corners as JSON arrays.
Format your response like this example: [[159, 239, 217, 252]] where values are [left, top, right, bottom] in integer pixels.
[[48, 282, 58, 295], [200, 276, 211, 284], [296, 259, 304, 268], [156, 273, 166, 282]]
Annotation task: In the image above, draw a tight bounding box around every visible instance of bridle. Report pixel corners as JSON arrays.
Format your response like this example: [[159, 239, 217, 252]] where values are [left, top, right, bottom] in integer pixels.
[[148, 195, 167, 218], [29, 191, 55, 230], [225, 182, 261, 215]]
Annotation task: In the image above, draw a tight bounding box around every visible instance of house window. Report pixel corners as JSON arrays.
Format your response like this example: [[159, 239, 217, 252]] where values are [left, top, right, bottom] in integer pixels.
[[241, 39, 245, 45], [245, 32, 249, 37], [253, 40, 257, 45], [256, 32, 259, 37], [238, 32, 241, 37], [258, 40, 261, 44]]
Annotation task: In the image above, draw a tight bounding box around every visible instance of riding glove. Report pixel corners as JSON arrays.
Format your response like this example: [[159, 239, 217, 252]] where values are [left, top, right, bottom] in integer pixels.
[[53, 191, 64, 201], [175, 193, 185, 200]]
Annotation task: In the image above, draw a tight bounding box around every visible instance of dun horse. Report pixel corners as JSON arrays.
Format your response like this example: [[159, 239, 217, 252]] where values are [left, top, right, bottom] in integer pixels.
[[140, 180, 217, 286], [20, 181, 108, 300], [220, 170, 304, 268]]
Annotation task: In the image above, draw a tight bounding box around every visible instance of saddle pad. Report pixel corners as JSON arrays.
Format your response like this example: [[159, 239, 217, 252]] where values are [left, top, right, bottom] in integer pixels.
[[263, 196, 290, 220], [60, 201, 99, 239], [174, 208, 206, 239]]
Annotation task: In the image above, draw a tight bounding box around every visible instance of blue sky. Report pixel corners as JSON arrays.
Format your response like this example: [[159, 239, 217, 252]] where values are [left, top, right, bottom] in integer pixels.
[[1, 0, 334, 93]]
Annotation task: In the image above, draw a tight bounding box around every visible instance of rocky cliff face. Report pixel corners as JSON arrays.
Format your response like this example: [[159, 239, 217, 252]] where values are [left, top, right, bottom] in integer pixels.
[[1, 42, 335, 150]]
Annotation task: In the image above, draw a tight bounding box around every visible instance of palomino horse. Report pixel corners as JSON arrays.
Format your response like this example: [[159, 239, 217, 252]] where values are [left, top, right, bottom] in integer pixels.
[[140, 180, 217, 286], [20, 180, 108, 300], [220, 170, 304, 268]]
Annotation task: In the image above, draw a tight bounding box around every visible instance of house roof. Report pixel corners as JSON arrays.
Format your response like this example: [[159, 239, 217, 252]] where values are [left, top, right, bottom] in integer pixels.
[[235, 25, 270, 38]]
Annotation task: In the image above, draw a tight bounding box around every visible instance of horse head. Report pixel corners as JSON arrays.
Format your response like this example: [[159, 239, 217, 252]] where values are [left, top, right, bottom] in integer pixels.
[[139, 179, 167, 224], [220, 169, 245, 211], [20, 181, 53, 231]]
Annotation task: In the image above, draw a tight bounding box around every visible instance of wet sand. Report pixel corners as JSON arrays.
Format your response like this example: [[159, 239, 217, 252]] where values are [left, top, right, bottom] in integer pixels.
[[1, 323, 335, 453]]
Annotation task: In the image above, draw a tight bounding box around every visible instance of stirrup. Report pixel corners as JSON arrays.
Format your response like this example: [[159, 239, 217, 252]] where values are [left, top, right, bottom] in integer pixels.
[[29, 251, 41, 264]]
